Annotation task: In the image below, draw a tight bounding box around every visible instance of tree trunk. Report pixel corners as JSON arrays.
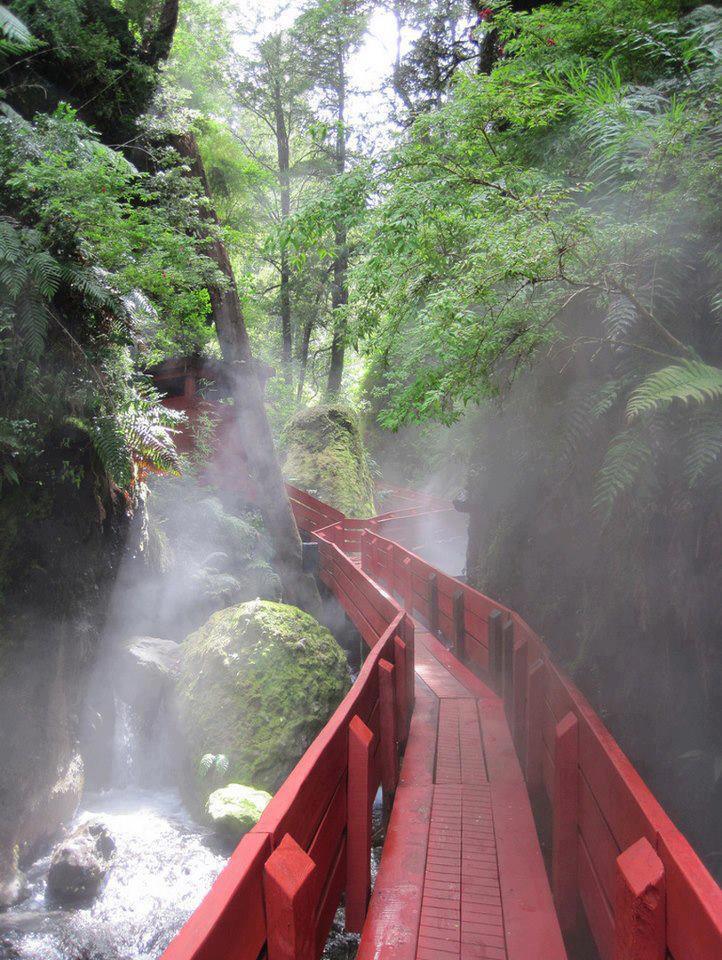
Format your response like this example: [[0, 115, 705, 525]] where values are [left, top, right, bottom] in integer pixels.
[[274, 82, 293, 382], [326, 46, 348, 397], [141, 0, 180, 66], [297, 313, 315, 401], [173, 132, 320, 613]]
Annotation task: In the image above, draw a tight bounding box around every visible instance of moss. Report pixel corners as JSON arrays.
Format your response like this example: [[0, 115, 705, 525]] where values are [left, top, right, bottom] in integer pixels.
[[177, 600, 351, 795], [282, 405, 375, 518], [205, 784, 272, 842]]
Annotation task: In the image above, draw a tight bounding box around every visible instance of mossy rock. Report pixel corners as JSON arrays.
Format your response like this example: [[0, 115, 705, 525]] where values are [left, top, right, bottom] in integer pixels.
[[177, 600, 351, 796], [282, 405, 375, 518], [205, 784, 272, 843]]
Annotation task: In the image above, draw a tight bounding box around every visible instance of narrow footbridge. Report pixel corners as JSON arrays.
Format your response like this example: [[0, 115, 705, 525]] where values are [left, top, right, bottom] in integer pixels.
[[162, 486, 722, 960]]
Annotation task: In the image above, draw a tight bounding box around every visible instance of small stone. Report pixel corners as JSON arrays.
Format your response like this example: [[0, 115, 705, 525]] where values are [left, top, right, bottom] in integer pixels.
[[205, 784, 272, 843], [46, 820, 115, 904]]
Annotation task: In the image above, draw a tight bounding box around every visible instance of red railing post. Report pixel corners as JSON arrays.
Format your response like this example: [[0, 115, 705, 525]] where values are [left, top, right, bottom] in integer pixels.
[[428, 572, 439, 636], [613, 837, 666, 960], [402, 555, 413, 612], [383, 542, 394, 588], [379, 658, 398, 800], [452, 589, 465, 661], [394, 636, 408, 743], [525, 658, 545, 790], [552, 711, 579, 935], [346, 716, 374, 934], [488, 609, 503, 683], [360, 529, 370, 573], [501, 617, 515, 714], [402, 614, 415, 721], [263, 834, 317, 960], [512, 637, 528, 756]]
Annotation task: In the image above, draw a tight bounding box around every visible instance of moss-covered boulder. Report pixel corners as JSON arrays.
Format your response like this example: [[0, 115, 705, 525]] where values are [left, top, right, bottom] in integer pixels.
[[282, 405, 375, 517], [205, 784, 272, 843], [177, 600, 350, 796]]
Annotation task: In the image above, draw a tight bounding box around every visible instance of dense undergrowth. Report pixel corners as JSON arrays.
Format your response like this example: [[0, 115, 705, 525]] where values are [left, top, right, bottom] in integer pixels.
[[1, 0, 721, 889]]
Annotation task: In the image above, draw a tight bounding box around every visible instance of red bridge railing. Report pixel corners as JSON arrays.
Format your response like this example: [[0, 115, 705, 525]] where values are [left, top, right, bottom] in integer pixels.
[[162, 487, 722, 960]]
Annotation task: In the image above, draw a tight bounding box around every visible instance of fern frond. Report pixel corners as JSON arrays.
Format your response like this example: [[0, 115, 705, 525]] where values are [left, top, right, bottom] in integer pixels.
[[593, 428, 654, 519], [0, 5, 35, 55], [684, 410, 722, 486], [627, 361, 722, 419], [604, 295, 637, 345]]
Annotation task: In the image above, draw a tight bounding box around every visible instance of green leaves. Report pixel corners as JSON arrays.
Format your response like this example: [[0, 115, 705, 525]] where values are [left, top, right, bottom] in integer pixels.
[[0, 5, 36, 56], [627, 362, 722, 419]]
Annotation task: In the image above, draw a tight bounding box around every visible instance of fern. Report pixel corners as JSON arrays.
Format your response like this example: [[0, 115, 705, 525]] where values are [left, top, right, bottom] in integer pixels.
[[0, 5, 35, 56], [593, 428, 654, 519], [604, 295, 637, 346], [684, 411, 722, 487], [627, 361, 722, 419]]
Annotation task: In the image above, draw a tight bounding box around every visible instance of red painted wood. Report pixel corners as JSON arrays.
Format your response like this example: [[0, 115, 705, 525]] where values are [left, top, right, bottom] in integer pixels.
[[512, 638, 528, 760], [379, 658, 399, 797], [613, 838, 665, 960], [159, 468, 722, 960], [552, 712, 579, 935], [394, 636, 409, 744], [525, 659, 545, 792], [579, 831, 615, 960], [346, 716, 374, 933], [263, 834, 317, 960]]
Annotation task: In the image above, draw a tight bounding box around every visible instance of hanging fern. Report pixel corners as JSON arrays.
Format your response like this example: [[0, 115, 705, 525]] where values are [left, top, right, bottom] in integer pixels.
[[0, 5, 35, 56], [593, 427, 654, 520], [684, 411, 722, 487], [604, 295, 637, 346], [627, 361, 722, 420]]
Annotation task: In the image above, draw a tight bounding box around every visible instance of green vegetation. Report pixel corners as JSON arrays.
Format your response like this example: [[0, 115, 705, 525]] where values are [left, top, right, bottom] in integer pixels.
[[283, 404, 376, 516], [2, 0, 721, 884], [177, 599, 350, 796]]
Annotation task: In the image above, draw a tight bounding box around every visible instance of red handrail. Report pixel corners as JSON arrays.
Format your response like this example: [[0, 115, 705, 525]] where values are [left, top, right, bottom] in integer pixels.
[[162, 494, 722, 960]]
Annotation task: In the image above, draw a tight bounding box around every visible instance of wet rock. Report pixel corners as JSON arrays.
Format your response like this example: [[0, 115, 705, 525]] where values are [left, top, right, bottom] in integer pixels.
[[0, 864, 28, 910], [114, 636, 181, 714], [177, 600, 351, 798], [282, 404, 375, 517], [205, 784, 272, 843], [46, 820, 115, 904]]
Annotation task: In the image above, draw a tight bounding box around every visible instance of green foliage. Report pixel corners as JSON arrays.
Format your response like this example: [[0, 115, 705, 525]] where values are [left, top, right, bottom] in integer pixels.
[[627, 361, 722, 419], [0, 100, 223, 491], [0, 4, 35, 55], [198, 752, 229, 780]]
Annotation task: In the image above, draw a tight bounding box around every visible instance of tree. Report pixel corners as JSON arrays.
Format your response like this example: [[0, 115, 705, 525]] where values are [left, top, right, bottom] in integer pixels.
[[233, 30, 320, 383], [295, 0, 369, 396], [172, 131, 321, 612]]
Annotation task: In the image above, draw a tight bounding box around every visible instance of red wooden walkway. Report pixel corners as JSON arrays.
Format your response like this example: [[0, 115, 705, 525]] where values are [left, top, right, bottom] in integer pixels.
[[161, 485, 722, 960]]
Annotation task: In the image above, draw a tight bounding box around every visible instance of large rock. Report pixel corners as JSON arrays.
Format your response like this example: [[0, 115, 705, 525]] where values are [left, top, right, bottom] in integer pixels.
[[205, 784, 272, 843], [114, 636, 181, 714], [282, 405, 375, 517], [46, 820, 115, 904], [177, 600, 351, 795]]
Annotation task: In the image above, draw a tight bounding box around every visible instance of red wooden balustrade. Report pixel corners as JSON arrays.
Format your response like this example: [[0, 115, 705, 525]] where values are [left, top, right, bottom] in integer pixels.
[[161, 486, 722, 960]]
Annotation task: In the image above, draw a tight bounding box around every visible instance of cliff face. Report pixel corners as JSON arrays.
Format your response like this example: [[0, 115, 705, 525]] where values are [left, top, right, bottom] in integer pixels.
[[463, 360, 722, 881], [0, 442, 129, 906]]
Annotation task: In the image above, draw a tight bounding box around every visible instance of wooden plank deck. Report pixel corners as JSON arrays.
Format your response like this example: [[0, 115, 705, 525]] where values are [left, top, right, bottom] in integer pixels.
[[358, 626, 567, 960]]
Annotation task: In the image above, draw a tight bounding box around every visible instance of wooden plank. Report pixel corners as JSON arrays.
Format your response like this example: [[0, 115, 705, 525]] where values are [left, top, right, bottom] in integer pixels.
[[263, 834, 316, 960], [355, 784, 434, 960], [656, 828, 722, 960], [613, 838, 665, 960], [579, 833, 615, 960], [578, 772, 619, 910], [552, 712, 579, 935]]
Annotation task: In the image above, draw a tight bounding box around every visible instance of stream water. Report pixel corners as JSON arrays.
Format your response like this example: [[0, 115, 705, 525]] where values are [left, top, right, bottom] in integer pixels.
[[0, 698, 228, 960]]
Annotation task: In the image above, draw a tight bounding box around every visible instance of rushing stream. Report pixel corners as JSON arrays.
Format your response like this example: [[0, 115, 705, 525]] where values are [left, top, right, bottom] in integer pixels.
[[0, 788, 227, 960], [0, 689, 228, 960]]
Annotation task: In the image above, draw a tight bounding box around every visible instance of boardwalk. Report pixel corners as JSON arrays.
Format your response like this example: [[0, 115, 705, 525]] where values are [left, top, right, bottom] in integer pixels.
[[357, 620, 566, 960], [161, 485, 722, 960]]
